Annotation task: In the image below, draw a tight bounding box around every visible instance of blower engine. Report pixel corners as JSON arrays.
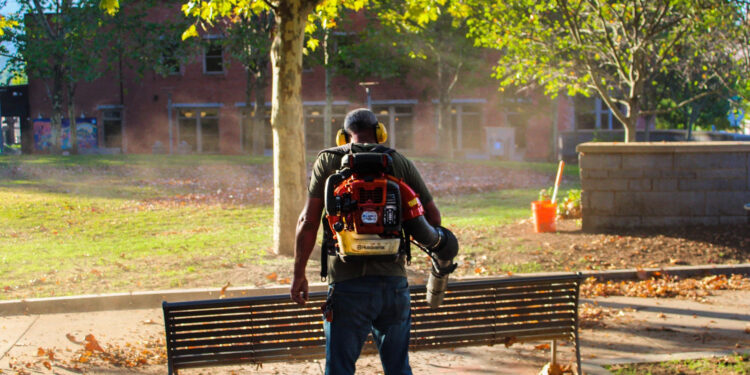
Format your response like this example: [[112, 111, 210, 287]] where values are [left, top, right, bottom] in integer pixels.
[[323, 151, 459, 307]]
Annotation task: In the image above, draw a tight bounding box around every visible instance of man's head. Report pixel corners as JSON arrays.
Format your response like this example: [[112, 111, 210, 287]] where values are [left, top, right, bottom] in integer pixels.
[[339, 108, 387, 144]]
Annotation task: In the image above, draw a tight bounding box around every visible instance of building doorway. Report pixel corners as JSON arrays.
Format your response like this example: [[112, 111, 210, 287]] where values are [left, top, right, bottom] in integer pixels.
[[177, 108, 220, 153]]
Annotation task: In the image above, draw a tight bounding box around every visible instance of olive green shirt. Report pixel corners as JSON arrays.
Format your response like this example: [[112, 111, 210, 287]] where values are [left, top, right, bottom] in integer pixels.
[[308, 143, 433, 283]]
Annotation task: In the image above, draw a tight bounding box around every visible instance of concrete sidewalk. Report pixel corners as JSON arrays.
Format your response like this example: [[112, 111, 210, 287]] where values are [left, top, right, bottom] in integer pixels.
[[2, 289, 749, 374]]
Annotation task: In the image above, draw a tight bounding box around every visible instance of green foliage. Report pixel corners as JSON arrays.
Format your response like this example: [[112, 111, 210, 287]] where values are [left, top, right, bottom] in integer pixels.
[[305, 9, 412, 83], [218, 10, 273, 74], [559, 189, 581, 219], [464, 0, 742, 142], [538, 187, 552, 202]]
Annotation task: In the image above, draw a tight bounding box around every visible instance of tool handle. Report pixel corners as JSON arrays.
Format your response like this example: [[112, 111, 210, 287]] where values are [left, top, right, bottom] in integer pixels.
[[551, 160, 565, 204]]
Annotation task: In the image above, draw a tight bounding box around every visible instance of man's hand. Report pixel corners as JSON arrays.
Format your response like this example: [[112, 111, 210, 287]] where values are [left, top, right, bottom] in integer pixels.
[[291, 198, 323, 305], [290, 275, 309, 305]]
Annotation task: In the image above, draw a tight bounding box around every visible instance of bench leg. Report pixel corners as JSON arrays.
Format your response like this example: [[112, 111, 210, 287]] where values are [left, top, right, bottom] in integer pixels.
[[550, 339, 557, 366], [575, 333, 582, 375]]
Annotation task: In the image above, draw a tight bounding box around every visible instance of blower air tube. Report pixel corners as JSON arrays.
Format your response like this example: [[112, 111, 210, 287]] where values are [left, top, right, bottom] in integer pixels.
[[403, 216, 459, 308]]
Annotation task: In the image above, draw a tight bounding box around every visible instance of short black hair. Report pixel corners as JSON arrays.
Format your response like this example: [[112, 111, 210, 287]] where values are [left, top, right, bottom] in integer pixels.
[[343, 108, 378, 135]]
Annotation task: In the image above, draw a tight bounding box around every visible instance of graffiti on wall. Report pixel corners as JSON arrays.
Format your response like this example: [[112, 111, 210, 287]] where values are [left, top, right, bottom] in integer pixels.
[[62, 119, 98, 151], [33, 118, 99, 152], [33, 119, 52, 151]]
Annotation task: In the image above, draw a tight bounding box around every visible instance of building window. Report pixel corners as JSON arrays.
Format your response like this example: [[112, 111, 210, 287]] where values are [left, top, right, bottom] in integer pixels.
[[240, 104, 272, 154], [574, 96, 621, 130], [203, 40, 224, 74], [177, 108, 220, 153], [102, 109, 123, 148], [502, 96, 533, 149], [304, 105, 348, 151], [373, 104, 415, 150], [448, 103, 484, 151]]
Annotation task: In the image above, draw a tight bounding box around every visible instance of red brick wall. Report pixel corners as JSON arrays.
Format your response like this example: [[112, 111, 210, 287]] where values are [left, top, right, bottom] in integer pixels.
[[26, 12, 576, 159]]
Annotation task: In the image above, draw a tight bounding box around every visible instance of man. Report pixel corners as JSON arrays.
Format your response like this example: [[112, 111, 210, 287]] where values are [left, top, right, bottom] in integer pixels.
[[290, 108, 441, 375]]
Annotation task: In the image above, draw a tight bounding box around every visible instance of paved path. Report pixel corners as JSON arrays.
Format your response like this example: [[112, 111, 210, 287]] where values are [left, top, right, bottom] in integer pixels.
[[2, 290, 749, 374]]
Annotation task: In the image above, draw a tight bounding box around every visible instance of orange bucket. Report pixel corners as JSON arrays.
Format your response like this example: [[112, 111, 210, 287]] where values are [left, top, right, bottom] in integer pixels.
[[531, 200, 557, 233]]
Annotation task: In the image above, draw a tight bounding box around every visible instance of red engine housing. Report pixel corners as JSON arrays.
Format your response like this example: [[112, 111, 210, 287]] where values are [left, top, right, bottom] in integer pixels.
[[327, 174, 424, 236]]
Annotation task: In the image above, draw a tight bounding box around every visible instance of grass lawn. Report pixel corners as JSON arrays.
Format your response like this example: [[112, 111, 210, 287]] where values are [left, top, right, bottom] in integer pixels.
[[0, 154, 576, 299], [608, 354, 750, 375]]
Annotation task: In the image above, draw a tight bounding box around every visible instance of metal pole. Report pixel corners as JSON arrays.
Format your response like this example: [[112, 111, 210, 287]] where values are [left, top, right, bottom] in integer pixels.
[[167, 92, 173, 154], [359, 82, 378, 110]]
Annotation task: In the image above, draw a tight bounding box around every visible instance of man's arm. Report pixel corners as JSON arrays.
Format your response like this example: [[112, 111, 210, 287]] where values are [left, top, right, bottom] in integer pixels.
[[423, 200, 441, 227], [290, 197, 324, 305]]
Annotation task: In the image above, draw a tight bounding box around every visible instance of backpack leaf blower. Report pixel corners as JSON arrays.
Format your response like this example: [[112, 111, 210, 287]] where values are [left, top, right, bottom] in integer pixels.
[[322, 150, 459, 307]]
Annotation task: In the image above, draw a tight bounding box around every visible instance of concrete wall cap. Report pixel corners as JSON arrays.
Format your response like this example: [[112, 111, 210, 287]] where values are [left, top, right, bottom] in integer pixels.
[[576, 142, 750, 154]]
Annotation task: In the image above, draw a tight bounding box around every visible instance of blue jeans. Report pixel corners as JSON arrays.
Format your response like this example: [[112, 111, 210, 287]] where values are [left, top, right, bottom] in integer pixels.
[[324, 275, 412, 375]]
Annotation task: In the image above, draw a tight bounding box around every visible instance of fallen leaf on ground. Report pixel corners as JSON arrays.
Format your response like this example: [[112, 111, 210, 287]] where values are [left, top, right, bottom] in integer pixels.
[[265, 272, 278, 281], [220, 282, 231, 299], [84, 334, 104, 352], [534, 343, 550, 350], [538, 362, 572, 375], [503, 336, 517, 348], [581, 274, 750, 300], [141, 319, 158, 325], [66, 333, 83, 345]]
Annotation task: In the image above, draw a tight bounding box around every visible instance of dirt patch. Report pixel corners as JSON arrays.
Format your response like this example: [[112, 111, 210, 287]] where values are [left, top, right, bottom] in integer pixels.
[[450, 219, 750, 278]]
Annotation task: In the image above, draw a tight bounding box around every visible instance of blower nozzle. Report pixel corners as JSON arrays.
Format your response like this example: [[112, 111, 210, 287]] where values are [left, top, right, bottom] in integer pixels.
[[403, 217, 459, 308]]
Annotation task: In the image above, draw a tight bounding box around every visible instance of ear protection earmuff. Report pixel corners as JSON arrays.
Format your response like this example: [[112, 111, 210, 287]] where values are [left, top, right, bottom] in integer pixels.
[[335, 122, 388, 146], [335, 128, 349, 147], [375, 122, 388, 144]]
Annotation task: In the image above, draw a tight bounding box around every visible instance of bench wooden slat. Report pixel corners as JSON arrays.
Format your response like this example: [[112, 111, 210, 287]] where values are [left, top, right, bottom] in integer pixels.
[[170, 322, 324, 341], [174, 311, 321, 325], [413, 282, 579, 299]]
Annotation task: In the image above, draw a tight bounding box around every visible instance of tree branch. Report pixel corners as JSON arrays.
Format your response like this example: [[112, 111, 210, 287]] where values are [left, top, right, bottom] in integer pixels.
[[639, 90, 718, 116], [262, 0, 278, 13], [29, 0, 57, 39]]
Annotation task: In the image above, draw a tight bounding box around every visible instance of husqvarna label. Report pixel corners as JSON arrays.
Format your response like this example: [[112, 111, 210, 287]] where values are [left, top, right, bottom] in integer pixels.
[[361, 211, 378, 224]]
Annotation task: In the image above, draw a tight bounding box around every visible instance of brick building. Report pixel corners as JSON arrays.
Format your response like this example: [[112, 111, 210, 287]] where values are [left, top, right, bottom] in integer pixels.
[[25, 14, 583, 160]]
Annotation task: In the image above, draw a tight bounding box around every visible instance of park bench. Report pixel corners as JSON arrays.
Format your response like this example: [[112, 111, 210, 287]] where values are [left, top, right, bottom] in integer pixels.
[[162, 273, 583, 375]]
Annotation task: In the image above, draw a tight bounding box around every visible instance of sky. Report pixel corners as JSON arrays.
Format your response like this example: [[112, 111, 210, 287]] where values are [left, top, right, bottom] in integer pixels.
[[1, 0, 21, 83]]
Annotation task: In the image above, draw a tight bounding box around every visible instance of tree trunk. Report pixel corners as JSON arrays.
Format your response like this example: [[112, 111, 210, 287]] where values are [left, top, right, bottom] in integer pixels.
[[623, 99, 638, 143], [623, 118, 636, 143], [323, 26, 333, 148], [66, 83, 77, 154], [686, 103, 701, 141], [270, 1, 313, 256], [436, 58, 454, 157], [252, 70, 267, 156], [50, 66, 64, 154], [244, 68, 255, 154]]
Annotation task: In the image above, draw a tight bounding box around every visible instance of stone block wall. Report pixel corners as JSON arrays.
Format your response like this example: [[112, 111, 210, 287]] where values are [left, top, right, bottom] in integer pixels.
[[577, 142, 750, 231]]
